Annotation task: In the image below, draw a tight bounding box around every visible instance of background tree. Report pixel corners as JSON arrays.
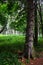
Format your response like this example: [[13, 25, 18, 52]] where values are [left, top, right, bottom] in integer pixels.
[[34, 0, 38, 46], [38, 0, 43, 37], [0, 3, 7, 33]]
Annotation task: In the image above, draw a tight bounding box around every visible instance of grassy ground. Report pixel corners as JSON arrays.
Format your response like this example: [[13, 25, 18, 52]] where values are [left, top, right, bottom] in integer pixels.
[[35, 37, 43, 52], [0, 35, 25, 52], [0, 35, 43, 65], [0, 35, 43, 52], [0, 35, 24, 65]]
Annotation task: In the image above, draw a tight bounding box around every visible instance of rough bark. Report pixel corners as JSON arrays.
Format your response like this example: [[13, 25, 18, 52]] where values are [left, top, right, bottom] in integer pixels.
[[24, 0, 35, 59]]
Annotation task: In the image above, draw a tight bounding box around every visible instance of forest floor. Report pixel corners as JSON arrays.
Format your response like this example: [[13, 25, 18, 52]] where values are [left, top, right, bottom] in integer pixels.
[[19, 52, 43, 65]]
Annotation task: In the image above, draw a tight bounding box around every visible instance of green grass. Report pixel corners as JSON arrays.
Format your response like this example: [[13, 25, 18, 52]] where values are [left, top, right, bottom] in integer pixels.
[[0, 35, 43, 65], [35, 37, 43, 52], [0, 35, 43, 52], [0, 35, 25, 52], [0, 51, 21, 65], [0, 35, 24, 65]]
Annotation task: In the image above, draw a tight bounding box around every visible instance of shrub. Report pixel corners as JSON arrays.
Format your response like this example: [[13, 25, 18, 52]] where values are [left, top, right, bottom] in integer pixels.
[[0, 51, 21, 65]]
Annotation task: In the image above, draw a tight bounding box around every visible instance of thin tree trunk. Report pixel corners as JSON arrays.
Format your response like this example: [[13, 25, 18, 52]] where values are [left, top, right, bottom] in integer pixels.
[[24, 0, 35, 59], [38, 0, 43, 37], [34, 0, 38, 46], [0, 22, 7, 33]]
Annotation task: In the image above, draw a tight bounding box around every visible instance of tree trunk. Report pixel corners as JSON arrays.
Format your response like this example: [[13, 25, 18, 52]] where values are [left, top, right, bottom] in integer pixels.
[[24, 0, 35, 59], [38, 0, 43, 37], [34, 0, 38, 46], [0, 22, 7, 33]]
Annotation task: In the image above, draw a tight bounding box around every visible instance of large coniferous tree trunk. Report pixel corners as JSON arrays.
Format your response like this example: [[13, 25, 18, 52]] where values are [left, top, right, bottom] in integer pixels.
[[24, 0, 35, 59]]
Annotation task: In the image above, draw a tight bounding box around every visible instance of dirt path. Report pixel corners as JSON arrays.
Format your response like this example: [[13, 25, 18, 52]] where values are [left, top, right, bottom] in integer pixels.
[[19, 52, 43, 65], [28, 58, 43, 65]]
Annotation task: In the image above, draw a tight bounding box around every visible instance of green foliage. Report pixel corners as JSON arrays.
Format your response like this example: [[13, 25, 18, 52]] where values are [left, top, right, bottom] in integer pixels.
[[7, 0, 26, 32], [0, 3, 7, 26], [0, 35, 24, 65], [11, 1, 21, 13], [0, 35, 43, 64], [0, 52, 21, 65], [10, 16, 26, 32], [35, 37, 43, 52], [7, 0, 14, 14], [0, 0, 4, 3], [0, 3, 7, 13], [0, 13, 7, 26], [0, 1, 26, 33]]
